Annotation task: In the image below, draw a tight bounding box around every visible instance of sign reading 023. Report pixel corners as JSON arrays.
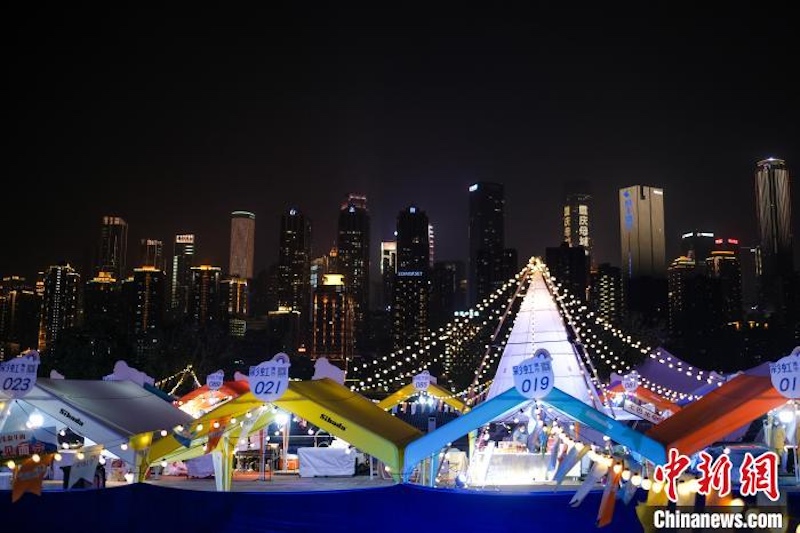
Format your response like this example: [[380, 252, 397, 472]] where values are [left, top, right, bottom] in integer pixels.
[[0, 350, 40, 399], [512, 348, 555, 400], [249, 352, 291, 402]]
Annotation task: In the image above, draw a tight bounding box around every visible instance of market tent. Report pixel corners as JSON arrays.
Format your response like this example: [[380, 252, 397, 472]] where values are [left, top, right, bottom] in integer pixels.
[[635, 347, 726, 397], [605, 381, 682, 414], [646, 364, 786, 455], [149, 378, 422, 478], [377, 382, 468, 413], [404, 386, 667, 481], [10, 378, 193, 464]]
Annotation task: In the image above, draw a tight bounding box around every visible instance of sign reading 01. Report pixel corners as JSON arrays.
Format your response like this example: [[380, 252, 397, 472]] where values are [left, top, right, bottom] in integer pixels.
[[249, 353, 291, 402], [770, 346, 800, 400], [512, 348, 555, 400]]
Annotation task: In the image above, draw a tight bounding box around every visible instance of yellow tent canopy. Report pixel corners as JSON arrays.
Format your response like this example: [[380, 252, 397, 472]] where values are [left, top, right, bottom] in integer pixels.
[[377, 382, 469, 413]]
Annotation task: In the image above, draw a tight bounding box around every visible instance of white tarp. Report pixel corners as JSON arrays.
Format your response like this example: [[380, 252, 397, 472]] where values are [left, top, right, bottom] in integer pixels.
[[297, 447, 355, 477]]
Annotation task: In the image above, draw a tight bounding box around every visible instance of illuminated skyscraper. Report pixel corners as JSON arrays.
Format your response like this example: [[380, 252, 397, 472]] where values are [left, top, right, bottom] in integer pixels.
[[170, 234, 196, 318], [221, 277, 248, 337], [278, 208, 312, 332], [707, 238, 743, 324], [619, 185, 666, 279], [392, 206, 429, 350], [139, 239, 164, 270], [680, 231, 715, 268], [132, 266, 165, 335], [589, 264, 622, 324], [563, 181, 592, 258], [468, 182, 505, 305], [380, 241, 397, 310], [190, 265, 222, 326], [754, 158, 794, 321], [96, 216, 128, 278], [37, 263, 81, 351], [0, 276, 40, 355], [312, 274, 354, 365], [337, 195, 369, 352], [229, 211, 256, 279], [84, 271, 120, 326]]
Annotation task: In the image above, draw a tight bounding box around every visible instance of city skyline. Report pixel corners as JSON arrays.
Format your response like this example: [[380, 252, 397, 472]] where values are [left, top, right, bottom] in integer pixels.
[[4, 6, 798, 282]]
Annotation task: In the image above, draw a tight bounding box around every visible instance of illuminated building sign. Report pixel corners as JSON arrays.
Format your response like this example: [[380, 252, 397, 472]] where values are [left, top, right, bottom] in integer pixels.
[[397, 271, 423, 277], [175, 234, 195, 244], [623, 191, 634, 231]]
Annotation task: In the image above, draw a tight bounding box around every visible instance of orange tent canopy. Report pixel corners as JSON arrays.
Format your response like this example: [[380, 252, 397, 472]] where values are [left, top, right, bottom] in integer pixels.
[[646, 373, 785, 456], [606, 383, 682, 414]]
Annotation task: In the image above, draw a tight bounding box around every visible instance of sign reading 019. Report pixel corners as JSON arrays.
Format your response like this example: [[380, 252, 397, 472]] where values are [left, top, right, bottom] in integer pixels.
[[512, 348, 554, 400], [770, 346, 800, 399], [249, 353, 291, 402], [0, 350, 40, 399]]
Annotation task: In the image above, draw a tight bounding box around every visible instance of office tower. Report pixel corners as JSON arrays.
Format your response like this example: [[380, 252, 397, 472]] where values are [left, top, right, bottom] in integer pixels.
[[380, 241, 397, 310], [680, 231, 715, 267], [337, 195, 369, 351], [267, 309, 301, 354], [707, 238, 743, 324], [392, 206, 430, 350], [96, 216, 128, 278], [83, 271, 121, 326], [468, 182, 505, 306], [132, 266, 165, 335], [0, 276, 40, 355], [37, 263, 81, 351], [430, 261, 466, 329], [563, 181, 592, 257], [139, 239, 164, 270], [170, 234, 196, 318], [619, 185, 665, 279], [221, 277, 248, 337], [589, 264, 623, 325], [739, 245, 760, 315], [277, 209, 312, 331], [229, 211, 256, 279], [667, 256, 704, 338], [428, 224, 435, 267], [312, 274, 355, 365], [755, 158, 794, 321], [545, 242, 590, 301], [189, 265, 222, 326]]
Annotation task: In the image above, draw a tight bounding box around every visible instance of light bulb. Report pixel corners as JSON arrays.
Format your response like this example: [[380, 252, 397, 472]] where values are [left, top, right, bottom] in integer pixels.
[[640, 478, 652, 491]]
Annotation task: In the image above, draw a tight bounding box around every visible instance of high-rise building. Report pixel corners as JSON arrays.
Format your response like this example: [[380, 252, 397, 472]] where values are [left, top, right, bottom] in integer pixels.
[[545, 242, 590, 301], [392, 206, 430, 350], [430, 261, 466, 329], [96, 216, 128, 278], [739, 245, 760, 315], [229, 211, 256, 279], [380, 241, 397, 311], [170, 234, 196, 318], [468, 182, 505, 306], [667, 256, 704, 338], [0, 276, 40, 356], [37, 263, 81, 351], [563, 181, 592, 257], [312, 274, 354, 365], [754, 158, 794, 321], [680, 231, 715, 267], [221, 277, 248, 337], [589, 264, 623, 324], [83, 271, 121, 326], [132, 266, 165, 336], [277, 208, 312, 330], [619, 185, 665, 279], [428, 224, 435, 267], [337, 195, 369, 351], [139, 239, 164, 270], [189, 265, 222, 327], [707, 238, 742, 324]]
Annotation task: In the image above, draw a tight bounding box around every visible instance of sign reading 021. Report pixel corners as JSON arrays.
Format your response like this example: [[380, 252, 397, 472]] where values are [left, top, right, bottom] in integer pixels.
[[0, 350, 40, 399], [249, 352, 291, 402], [512, 348, 555, 400], [770, 346, 800, 399]]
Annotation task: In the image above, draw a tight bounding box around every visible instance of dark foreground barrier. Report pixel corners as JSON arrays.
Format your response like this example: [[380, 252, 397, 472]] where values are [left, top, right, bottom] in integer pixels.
[[1, 484, 798, 533]]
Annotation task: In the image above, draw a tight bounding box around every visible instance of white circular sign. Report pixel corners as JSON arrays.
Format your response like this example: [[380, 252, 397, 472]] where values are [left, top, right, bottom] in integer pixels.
[[513, 348, 555, 399], [249, 352, 291, 402], [413, 370, 431, 392], [622, 371, 640, 393], [770, 347, 800, 399], [0, 351, 40, 399]]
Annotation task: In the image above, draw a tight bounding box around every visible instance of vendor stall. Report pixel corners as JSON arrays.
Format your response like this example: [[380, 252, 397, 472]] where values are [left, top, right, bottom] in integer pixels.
[[297, 447, 355, 477]]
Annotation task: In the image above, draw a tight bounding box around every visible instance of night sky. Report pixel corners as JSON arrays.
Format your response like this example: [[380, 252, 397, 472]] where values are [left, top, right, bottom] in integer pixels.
[[4, 6, 798, 282]]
